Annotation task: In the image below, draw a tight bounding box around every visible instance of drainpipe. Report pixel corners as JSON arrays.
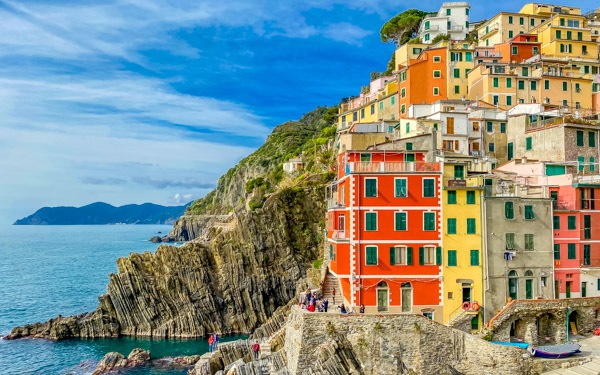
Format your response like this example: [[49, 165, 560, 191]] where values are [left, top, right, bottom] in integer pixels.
[[479, 185, 486, 324], [483, 187, 490, 323], [357, 170, 361, 309]]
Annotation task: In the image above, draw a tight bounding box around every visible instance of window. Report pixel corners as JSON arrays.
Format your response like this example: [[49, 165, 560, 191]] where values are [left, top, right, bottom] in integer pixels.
[[533, 46, 538, 55], [454, 165, 464, 179], [508, 16, 513, 24], [406, 143, 412, 151], [395, 178, 407, 198], [470, 250, 479, 266], [524, 205, 534, 220], [401, 87, 406, 98], [419, 246, 439, 265], [380, 101, 384, 111], [525, 234, 534, 251], [568, 243, 576, 259], [395, 212, 407, 231], [584, 215, 591, 239], [360, 108, 365, 119], [518, 80, 525, 90], [556, 30, 561, 39], [390, 246, 409, 265], [365, 212, 377, 231], [370, 104, 375, 115], [353, 112, 357, 121], [578, 32, 582, 41], [531, 81, 537, 90], [590, 132, 596, 147], [568, 215, 577, 230], [448, 190, 457, 204], [489, 143, 495, 152], [465, 52, 472, 62], [454, 69, 460, 78], [448, 250, 457, 266], [447, 218, 457, 234], [500, 122, 506, 133], [423, 178, 435, 197], [584, 244, 591, 266], [563, 99, 568, 107], [553, 215, 560, 229], [406, 122, 410, 133], [391, 96, 395, 105], [365, 178, 377, 197], [401, 104, 406, 114], [505, 201, 514, 219], [566, 31, 572, 40], [512, 46, 518, 55], [466, 8, 469, 15], [506, 233, 516, 250], [425, 33, 430, 41], [577, 130, 584, 146], [509, 30, 513, 38], [446, 8, 451, 15], [424, 212, 436, 231], [467, 218, 476, 234], [522, 67, 528, 77], [433, 56, 441, 62], [560, 18, 565, 26], [424, 21, 430, 30], [366, 246, 378, 265], [591, 157, 595, 172], [544, 79, 549, 90], [493, 95, 499, 105], [563, 81, 568, 92], [433, 87, 439, 95], [454, 85, 460, 94], [579, 156, 585, 171], [493, 77, 499, 88], [554, 244, 560, 259], [433, 70, 441, 78], [519, 17, 524, 25], [530, 18, 535, 26], [487, 121, 493, 132], [526, 137, 532, 150], [506, 96, 512, 106], [506, 77, 512, 88], [467, 191, 476, 204]]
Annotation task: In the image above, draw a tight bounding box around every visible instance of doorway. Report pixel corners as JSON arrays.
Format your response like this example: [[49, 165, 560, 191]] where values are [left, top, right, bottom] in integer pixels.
[[462, 286, 472, 303], [566, 281, 571, 298], [401, 282, 412, 313], [338, 214, 345, 235], [377, 281, 388, 312]]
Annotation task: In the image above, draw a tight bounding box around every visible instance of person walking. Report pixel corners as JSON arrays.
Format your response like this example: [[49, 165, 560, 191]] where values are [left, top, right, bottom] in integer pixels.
[[331, 288, 336, 305], [324, 298, 329, 313], [253, 340, 260, 360], [359, 304, 365, 314], [214, 332, 219, 350], [208, 334, 215, 353]]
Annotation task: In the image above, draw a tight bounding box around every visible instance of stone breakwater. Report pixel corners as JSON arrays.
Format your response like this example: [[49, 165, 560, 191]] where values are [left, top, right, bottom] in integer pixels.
[[6, 180, 326, 340]]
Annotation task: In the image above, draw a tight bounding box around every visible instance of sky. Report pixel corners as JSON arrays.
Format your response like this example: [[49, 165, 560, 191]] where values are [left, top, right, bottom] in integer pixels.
[[0, 0, 595, 225]]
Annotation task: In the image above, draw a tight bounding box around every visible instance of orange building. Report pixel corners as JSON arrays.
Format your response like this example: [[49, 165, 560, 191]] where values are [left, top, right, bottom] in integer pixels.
[[326, 150, 444, 320], [495, 34, 541, 63], [398, 48, 448, 119]]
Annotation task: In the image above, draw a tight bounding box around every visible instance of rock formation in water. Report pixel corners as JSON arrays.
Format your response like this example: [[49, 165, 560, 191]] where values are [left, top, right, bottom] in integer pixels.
[[6, 176, 329, 340]]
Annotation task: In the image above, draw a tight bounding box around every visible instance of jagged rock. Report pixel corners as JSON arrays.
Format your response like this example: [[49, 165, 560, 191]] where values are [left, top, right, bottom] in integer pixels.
[[92, 352, 127, 374], [7, 177, 327, 341], [149, 236, 162, 243], [126, 348, 150, 366]]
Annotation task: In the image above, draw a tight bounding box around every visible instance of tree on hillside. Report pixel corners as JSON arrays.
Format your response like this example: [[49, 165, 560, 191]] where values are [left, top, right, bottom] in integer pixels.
[[380, 9, 430, 45]]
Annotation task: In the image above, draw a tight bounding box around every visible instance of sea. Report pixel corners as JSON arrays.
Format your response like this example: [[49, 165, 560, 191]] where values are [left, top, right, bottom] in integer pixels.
[[0, 225, 245, 375]]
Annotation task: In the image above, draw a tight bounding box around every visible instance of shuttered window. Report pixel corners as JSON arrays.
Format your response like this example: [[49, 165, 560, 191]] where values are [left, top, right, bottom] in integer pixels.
[[467, 218, 476, 234], [365, 178, 377, 197], [467, 191, 476, 204], [424, 212, 436, 231], [590, 132, 596, 147], [577, 131, 584, 146], [568, 215, 576, 230], [395, 178, 407, 197], [448, 190, 457, 204], [568, 243, 576, 259], [524, 205, 534, 220], [395, 212, 407, 231], [366, 246, 378, 265], [553, 215, 560, 229], [423, 179, 435, 197], [524, 234, 534, 251], [448, 250, 457, 266], [554, 244, 560, 259], [584, 245, 591, 265], [447, 218, 457, 234], [390, 247, 396, 265], [506, 233, 515, 250], [505, 202, 514, 219], [365, 212, 377, 231], [470, 250, 479, 266]]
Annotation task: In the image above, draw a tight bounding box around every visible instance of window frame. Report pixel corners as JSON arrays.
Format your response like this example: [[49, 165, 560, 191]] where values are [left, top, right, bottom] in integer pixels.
[[423, 178, 436, 198], [423, 212, 436, 231], [394, 177, 408, 198], [365, 177, 378, 198], [365, 211, 378, 231], [394, 211, 408, 231], [366, 246, 378, 265]]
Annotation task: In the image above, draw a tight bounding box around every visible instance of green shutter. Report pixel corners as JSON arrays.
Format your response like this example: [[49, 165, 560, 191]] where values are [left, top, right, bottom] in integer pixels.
[[568, 243, 576, 259], [467, 191, 476, 204], [584, 245, 590, 265], [525, 206, 534, 220], [590, 132, 596, 147], [436, 247, 442, 265], [390, 247, 396, 265], [591, 157, 595, 172], [396, 179, 407, 197], [568, 216, 576, 230], [330, 244, 333, 259], [579, 156, 585, 171], [577, 131, 584, 146], [505, 202, 514, 219], [419, 247, 424, 265], [470, 250, 479, 266], [448, 190, 457, 204], [407, 247, 413, 265], [448, 218, 456, 234], [553, 216, 560, 229], [366, 247, 377, 265], [366, 212, 377, 231], [554, 244, 560, 259], [448, 250, 457, 266], [467, 218, 476, 234], [526, 137, 532, 150]]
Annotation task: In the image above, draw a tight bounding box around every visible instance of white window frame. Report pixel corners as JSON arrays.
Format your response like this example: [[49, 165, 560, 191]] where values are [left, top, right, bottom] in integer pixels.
[[423, 211, 436, 231], [394, 177, 408, 198], [364, 211, 378, 231], [433, 70, 441, 78], [433, 87, 440, 96], [340, 185, 345, 205], [394, 211, 408, 231], [422, 177, 436, 198], [433, 56, 441, 62], [364, 177, 378, 198], [365, 245, 378, 266], [395, 246, 408, 265], [424, 245, 436, 265]]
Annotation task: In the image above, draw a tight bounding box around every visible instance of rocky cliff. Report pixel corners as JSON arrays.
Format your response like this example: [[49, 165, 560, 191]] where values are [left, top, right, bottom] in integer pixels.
[[7, 175, 330, 340]]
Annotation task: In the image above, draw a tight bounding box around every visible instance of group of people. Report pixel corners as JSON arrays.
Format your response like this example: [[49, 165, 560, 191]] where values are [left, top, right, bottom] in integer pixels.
[[207, 332, 220, 353], [336, 303, 365, 314], [299, 287, 330, 312]]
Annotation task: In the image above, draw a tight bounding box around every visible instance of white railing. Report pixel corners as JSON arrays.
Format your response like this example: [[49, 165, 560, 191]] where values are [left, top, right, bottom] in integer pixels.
[[332, 230, 349, 240], [347, 162, 441, 173]]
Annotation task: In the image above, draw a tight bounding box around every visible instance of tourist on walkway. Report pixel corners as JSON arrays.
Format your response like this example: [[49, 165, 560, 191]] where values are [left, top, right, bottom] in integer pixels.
[[359, 304, 365, 314], [331, 288, 336, 304], [208, 334, 215, 353], [338, 304, 347, 314], [317, 301, 324, 312], [253, 341, 260, 360], [214, 332, 219, 349], [308, 303, 315, 312], [323, 298, 329, 312]]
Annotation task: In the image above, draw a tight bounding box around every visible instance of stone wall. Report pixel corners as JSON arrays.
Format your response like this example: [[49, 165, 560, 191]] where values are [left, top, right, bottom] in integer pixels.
[[284, 307, 536, 375]]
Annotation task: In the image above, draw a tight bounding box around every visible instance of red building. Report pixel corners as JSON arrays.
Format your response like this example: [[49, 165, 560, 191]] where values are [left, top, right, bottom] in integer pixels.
[[326, 150, 443, 319], [495, 34, 541, 64], [552, 180, 600, 298]]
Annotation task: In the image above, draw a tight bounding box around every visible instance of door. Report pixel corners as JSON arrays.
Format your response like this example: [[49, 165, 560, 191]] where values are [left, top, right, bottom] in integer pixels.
[[555, 280, 560, 299], [447, 117, 455, 134], [509, 278, 518, 300], [406, 153, 415, 162], [462, 287, 472, 303], [338, 214, 345, 236], [526, 279, 533, 299], [566, 281, 571, 298], [401, 288, 412, 312], [377, 288, 388, 312], [508, 142, 514, 161], [582, 282, 587, 297]]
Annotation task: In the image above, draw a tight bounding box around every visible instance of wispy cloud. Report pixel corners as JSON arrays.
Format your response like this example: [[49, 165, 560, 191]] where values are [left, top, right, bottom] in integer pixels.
[[82, 177, 128, 185], [132, 177, 216, 189]]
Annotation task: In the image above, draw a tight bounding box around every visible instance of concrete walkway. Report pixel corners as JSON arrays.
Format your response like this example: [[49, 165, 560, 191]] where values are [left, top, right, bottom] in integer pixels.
[[542, 336, 600, 374]]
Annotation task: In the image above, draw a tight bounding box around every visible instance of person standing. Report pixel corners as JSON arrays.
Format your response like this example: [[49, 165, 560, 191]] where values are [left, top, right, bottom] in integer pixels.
[[324, 298, 329, 312], [214, 332, 219, 350], [253, 340, 260, 360], [332, 288, 336, 305], [208, 334, 215, 353]]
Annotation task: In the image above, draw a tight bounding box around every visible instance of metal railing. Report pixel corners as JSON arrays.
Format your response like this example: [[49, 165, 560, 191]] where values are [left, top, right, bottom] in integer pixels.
[[327, 198, 346, 209], [347, 161, 441, 174], [332, 230, 349, 240]]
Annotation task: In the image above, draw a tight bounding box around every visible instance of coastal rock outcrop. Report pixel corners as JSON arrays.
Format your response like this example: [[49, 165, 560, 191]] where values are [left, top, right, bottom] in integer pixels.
[[92, 348, 151, 374], [7, 176, 328, 340]]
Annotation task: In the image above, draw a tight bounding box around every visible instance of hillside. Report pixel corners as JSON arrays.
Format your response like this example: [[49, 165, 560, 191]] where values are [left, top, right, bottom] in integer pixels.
[[14, 202, 190, 225]]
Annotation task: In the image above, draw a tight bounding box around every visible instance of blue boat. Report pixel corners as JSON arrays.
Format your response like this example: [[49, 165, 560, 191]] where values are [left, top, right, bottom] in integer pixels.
[[531, 344, 581, 359], [490, 341, 530, 349]]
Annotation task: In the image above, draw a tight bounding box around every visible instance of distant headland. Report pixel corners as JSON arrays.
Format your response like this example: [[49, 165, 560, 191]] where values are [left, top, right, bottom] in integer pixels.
[[14, 201, 190, 225]]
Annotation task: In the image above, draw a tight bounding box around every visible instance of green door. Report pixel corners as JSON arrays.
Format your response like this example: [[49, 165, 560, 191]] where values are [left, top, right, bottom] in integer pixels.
[[566, 281, 571, 298], [526, 279, 533, 299], [406, 153, 415, 162], [582, 282, 587, 297], [508, 142, 514, 161], [377, 288, 388, 312], [509, 278, 518, 300], [401, 288, 411, 312]]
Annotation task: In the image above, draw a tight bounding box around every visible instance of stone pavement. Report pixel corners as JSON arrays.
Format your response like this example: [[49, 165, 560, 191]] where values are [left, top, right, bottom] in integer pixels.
[[542, 336, 600, 375]]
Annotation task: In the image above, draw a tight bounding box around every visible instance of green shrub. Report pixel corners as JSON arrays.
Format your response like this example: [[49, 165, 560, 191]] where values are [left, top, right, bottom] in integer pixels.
[[313, 258, 323, 269]]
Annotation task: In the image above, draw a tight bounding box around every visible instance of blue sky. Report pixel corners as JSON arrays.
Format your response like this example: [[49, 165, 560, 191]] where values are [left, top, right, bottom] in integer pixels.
[[0, 0, 594, 224]]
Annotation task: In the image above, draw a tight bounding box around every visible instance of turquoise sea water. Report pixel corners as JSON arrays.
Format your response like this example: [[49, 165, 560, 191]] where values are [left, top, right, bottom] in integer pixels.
[[0, 225, 244, 374]]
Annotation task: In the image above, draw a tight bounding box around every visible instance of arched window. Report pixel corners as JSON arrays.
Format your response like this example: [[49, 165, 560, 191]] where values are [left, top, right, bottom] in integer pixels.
[[401, 282, 412, 288], [508, 270, 518, 300], [508, 270, 518, 277], [525, 270, 534, 277], [378, 281, 388, 288]]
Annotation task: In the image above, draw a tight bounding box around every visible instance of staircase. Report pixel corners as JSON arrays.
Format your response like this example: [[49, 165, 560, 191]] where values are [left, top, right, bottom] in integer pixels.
[[321, 272, 341, 310]]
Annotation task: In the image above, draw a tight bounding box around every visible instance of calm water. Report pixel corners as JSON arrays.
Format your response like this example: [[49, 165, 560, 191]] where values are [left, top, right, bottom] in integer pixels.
[[0, 225, 244, 375]]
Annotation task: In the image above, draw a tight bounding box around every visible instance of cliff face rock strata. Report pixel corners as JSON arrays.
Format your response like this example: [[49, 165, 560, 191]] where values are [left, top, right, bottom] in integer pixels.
[[7, 179, 327, 340]]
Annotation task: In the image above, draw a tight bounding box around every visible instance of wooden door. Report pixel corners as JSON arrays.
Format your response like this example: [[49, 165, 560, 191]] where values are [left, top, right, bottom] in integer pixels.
[[377, 288, 388, 312], [401, 288, 411, 312], [447, 117, 455, 134]]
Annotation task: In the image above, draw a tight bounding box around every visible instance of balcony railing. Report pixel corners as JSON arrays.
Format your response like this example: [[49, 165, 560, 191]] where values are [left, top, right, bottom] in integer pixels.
[[327, 197, 346, 209], [347, 162, 441, 174], [332, 230, 349, 241], [527, 116, 600, 131]]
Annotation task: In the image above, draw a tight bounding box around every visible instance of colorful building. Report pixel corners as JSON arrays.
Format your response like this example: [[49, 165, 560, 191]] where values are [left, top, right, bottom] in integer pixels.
[[326, 149, 444, 320], [418, 2, 471, 44]]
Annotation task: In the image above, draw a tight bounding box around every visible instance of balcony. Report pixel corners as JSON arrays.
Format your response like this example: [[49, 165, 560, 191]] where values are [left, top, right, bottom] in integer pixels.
[[526, 116, 600, 131], [424, 25, 440, 31], [553, 200, 576, 210], [327, 197, 345, 209], [347, 161, 441, 174], [450, 25, 464, 32], [332, 230, 349, 241]]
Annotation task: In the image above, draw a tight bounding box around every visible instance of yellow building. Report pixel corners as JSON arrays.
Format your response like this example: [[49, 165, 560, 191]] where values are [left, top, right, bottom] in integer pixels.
[[467, 63, 515, 107], [442, 159, 484, 331], [476, 12, 547, 47], [445, 41, 475, 100], [530, 14, 599, 60], [394, 42, 428, 68]]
